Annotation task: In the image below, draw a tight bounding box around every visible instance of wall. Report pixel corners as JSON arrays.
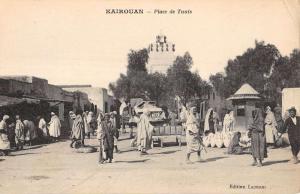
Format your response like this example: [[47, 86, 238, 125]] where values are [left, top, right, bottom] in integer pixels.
[[62, 87, 111, 113], [232, 100, 258, 132], [282, 88, 300, 116]]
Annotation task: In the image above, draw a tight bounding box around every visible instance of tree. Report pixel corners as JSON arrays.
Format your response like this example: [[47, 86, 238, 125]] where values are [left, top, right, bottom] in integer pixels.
[[127, 48, 149, 74], [110, 48, 150, 100], [166, 52, 207, 105], [209, 41, 282, 101], [209, 72, 226, 97]]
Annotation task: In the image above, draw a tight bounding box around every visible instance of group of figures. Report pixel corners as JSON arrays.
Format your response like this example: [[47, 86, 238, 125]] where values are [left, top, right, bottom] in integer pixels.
[[69, 110, 121, 164], [0, 112, 61, 155], [180, 105, 300, 166]]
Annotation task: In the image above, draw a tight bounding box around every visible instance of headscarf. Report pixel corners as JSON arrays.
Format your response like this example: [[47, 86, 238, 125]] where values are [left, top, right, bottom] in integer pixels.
[[249, 108, 264, 132], [3, 115, 9, 121]]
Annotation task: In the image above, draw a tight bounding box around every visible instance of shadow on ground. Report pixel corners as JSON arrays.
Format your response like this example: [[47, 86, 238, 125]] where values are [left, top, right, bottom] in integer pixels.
[[115, 159, 150, 163], [263, 159, 290, 166], [9, 152, 39, 156], [119, 149, 136, 153], [150, 150, 181, 155], [203, 156, 228, 163]]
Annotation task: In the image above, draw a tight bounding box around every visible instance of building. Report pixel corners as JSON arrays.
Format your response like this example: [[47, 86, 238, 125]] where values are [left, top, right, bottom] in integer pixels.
[[59, 85, 113, 113], [0, 76, 91, 133], [227, 83, 262, 132], [282, 88, 300, 116], [147, 33, 176, 74]]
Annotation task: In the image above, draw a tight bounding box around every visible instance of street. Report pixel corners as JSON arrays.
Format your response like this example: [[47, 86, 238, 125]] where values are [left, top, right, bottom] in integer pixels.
[[0, 132, 299, 194]]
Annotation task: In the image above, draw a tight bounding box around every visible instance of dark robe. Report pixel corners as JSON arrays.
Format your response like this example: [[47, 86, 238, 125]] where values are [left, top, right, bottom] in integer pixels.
[[248, 109, 267, 160], [228, 132, 243, 155], [100, 121, 115, 160], [284, 116, 300, 156], [71, 115, 84, 141]]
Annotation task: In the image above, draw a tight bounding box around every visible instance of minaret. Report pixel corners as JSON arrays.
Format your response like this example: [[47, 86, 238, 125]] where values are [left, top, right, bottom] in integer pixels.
[[147, 33, 176, 74]]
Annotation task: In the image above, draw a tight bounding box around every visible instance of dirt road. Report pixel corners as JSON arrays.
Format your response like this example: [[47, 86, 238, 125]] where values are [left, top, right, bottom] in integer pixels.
[[0, 134, 299, 194]]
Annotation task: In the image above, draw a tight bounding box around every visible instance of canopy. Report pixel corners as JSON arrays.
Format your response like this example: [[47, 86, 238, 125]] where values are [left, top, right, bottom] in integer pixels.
[[0, 95, 25, 107], [227, 83, 261, 100]]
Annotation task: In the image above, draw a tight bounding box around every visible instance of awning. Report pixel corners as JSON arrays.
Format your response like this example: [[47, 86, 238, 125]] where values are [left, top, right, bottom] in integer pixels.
[[0, 95, 25, 107], [22, 95, 73, 103], [22, 97, 40, 104]]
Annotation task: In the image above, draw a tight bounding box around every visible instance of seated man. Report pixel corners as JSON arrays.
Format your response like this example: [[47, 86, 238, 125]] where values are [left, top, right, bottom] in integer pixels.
[[227, 131, 247, 155]]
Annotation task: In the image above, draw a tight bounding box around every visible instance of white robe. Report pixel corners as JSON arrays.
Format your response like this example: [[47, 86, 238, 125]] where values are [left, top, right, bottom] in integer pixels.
[[136, 114, 153, 150], [39, 118, 48, 137], [204, 108, 213, 132], [265, 110, 277, 144], [186, 111, 201, 153], [223, 111, 234, 133], [49, 116, 61, 137]]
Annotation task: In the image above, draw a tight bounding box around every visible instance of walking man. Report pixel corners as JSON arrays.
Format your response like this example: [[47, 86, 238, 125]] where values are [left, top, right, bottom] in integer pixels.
[[70, 110, 85, 148], [15, 115, 25, 150], [97, 113, 116, 164], [283, 107, 300, 164]]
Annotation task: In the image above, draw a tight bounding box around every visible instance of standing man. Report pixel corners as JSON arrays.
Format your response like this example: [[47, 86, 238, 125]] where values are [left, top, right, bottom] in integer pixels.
[[265, 106, 278, 148], [110, 111, 120, 153], [136, 111, 153, 155], [0, 115, 11, 155], [283, 107, 300, 164], [15, 115, 25, 150], [97, 113, 116, 164], [48, 112, 61, 142], [248, 109, 267, 167], [185, 107, 203, 164], [38, 116, 48, 143], [70, 110, 85, 148]]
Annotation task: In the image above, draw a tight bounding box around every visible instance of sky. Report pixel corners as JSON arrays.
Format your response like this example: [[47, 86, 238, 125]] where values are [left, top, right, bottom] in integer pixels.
[[0, 0, 299, 89]]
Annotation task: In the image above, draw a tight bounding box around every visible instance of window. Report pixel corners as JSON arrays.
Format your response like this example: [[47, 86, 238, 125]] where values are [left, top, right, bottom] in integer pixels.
[[237, 105, 245, 116]]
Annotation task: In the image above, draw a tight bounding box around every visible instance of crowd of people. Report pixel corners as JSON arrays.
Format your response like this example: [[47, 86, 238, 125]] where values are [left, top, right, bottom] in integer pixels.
[[0, 112, 61, 156], [178, 104, 300, 166], [1, 103, 299, 167]]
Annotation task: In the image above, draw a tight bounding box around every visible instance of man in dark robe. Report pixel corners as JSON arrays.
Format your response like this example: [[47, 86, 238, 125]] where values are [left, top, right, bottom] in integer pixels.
[[283, 107, 300, 164], [70, 110, 85, 148], [248, 109, 267, 167], [97, 114, 116, 164], [228, 132, 244, 155]]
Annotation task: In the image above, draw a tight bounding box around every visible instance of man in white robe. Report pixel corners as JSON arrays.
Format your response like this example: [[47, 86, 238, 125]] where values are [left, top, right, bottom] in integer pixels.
[[136, 111, 153, 154], [265, 106, 278, 148], [48, 112, 61, 142], [185, 107, 203, 164]]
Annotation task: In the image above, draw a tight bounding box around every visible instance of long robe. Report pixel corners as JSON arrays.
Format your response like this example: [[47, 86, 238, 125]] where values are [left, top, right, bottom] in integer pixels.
[[24, 120, 38, 141], [38, 118, 48, 137], [204, 108, 215, 133], [265, 110, 278, 144], [82, 113, 90, 134], [15, 120, 25, 143], [0, 120, 10, 150], [136, 113, 153, 150], [48, 116, 61, 138], [248, 109, 267, 160], [223, 111, 234, 133], [186, 110, 201, 153], [71, 115, 84, 140], [98, 121, 115, 159]]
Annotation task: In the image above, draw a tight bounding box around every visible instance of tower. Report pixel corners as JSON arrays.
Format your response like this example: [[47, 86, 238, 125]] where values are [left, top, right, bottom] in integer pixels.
[[147, 33, 176, 74]]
